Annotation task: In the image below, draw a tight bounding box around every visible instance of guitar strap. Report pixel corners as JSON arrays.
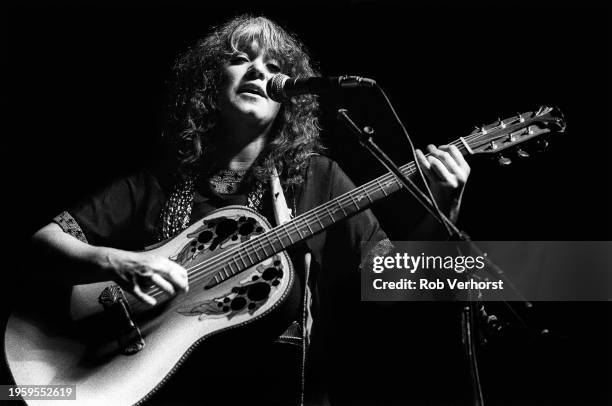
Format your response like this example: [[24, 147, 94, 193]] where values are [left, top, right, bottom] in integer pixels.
[[270, 167, 312, 406]]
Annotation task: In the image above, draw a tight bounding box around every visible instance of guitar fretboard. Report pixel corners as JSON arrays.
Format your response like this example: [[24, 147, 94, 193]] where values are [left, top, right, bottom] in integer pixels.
[[202, 142, 470, 288]]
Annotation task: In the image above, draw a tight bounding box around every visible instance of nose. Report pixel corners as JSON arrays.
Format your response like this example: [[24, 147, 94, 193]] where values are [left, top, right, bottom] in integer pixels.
[[245, 56, 270, 81]]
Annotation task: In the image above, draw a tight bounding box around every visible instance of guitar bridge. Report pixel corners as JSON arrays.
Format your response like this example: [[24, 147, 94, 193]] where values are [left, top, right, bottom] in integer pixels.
[[98, 285, 145, 355]]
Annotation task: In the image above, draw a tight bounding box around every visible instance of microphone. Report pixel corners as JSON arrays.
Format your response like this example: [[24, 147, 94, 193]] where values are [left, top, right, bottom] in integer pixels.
[[266, 74, 376, 102]]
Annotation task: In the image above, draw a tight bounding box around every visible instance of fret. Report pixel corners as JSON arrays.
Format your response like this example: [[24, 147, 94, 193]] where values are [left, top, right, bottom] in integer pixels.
[[257, 237, 269, 256], [292, 220, 304, 239], [244, 250, 255, 264], [313, 211, 324, 229], [252, 246, 262, 261], [325, 206, 336, 222], [232, 258, 241, 271], [284, 226, 295, 244], [350, 194, 360, 210], [227, 261, 236, 274], [273, 229, 287, 249], [304, 219, 314, 234], [376, 178, 388, 197], [338, 201, 348, 216], [223, 267, 231, 279], [264, 232, 278, 252], [214, 274, 220, 284], [363, 186, 373, 203], [238, 252, 248, 268]]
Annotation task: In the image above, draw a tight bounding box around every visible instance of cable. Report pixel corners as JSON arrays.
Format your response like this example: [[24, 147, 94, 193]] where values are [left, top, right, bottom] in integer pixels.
[[374, 83, 455, 237], [374, 82, 485, 405]]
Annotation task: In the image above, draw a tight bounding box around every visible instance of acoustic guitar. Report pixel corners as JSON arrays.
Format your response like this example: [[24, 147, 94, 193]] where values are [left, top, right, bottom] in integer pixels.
[[4, 106, 565, 405]]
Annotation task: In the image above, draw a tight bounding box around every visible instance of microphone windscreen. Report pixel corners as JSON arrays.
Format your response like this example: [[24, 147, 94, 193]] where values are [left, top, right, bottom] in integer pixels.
[[267, 73, 290, 102]]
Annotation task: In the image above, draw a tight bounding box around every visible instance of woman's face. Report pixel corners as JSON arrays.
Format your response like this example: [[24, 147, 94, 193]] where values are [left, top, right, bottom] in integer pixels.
[[217, 41, 282, 130]]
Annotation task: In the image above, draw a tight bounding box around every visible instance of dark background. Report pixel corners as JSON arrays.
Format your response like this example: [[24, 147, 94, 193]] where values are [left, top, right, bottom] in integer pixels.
[[4, 1, 611, 404]]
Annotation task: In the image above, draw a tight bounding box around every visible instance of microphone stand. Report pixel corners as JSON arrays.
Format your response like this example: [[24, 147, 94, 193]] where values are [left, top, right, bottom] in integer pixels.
[[337, 109, 465, 240], [336, 108, 532, 303], [336, 108, 538, 406]]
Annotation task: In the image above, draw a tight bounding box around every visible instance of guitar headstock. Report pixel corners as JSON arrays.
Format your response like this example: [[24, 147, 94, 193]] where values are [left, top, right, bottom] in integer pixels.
[[462, 106, 565, 165]]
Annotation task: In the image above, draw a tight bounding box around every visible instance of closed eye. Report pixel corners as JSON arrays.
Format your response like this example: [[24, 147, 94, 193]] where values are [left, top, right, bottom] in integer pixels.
[[230, 54, 250, 64]]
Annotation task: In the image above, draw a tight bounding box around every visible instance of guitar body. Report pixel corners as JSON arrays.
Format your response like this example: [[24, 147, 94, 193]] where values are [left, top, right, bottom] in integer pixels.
[[5, 206, 300, 406]]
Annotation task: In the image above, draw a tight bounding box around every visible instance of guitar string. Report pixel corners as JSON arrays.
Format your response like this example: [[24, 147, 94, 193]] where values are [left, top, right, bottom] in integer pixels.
[[137, 113, 537, 305], [140, 127, 510, 304], [170, 137, 479, 284], [172, 113, 540, 292], [130, 148, 454, 309], [140, 140, 472, 304]]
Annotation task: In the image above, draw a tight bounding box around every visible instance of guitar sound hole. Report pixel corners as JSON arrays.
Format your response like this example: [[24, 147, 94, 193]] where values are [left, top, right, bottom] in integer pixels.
[[198, 231, 213, 244], [247, 283, 271, 301], [239, 221, 255, 236], [230, 297, 247, 310], [262, 267, 282, 281], [216, 219, 238, 236]]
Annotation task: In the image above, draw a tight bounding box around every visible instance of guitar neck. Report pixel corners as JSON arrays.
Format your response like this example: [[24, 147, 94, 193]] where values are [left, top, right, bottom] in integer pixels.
[[199, 139, 470, 288], [191, 105, 565, 289], [272, 140, 469, 245]]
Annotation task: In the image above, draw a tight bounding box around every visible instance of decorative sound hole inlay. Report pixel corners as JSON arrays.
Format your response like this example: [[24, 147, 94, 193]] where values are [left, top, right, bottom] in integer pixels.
[[172, 215, 264, 266], [176, 256, 284, 321]]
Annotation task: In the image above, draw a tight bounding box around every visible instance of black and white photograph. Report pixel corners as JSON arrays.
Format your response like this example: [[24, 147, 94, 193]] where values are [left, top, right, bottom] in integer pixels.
[[3, 1, 610, 405]]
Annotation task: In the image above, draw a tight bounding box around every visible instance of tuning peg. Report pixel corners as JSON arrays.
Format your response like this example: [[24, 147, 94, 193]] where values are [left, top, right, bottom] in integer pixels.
[[498, 118, 507, 129], [363, 126, 375, 136], [498, 156, 512, 166], [517, 112, 525, 123], [516, 148, 530, 158]]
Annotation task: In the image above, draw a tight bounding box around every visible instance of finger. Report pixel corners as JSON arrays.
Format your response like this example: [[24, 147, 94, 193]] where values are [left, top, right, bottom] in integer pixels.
[[440, 145, 470, 176], [428, 156, 458, 188], [162, 260, 190, 292], [415, 149, 436, 183], [132, 284, 157, 306], [150, 273, 176, 296], [427, 145, 463, 176], [415, 149, 431, 170]]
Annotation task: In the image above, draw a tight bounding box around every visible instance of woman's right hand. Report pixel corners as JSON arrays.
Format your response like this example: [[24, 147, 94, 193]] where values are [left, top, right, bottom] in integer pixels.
[[96, 248, 189, 306]]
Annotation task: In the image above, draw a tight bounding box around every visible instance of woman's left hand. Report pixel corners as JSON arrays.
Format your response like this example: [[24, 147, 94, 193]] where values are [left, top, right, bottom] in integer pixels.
[[415, 144, 470, 219]]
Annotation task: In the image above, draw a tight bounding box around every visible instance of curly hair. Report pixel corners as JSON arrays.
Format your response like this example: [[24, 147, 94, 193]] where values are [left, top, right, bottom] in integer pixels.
[[167, 14, 322, 185]]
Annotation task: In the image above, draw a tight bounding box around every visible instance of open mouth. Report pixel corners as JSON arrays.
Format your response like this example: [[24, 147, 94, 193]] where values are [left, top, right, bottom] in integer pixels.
[[238, 83, 267, 98]]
